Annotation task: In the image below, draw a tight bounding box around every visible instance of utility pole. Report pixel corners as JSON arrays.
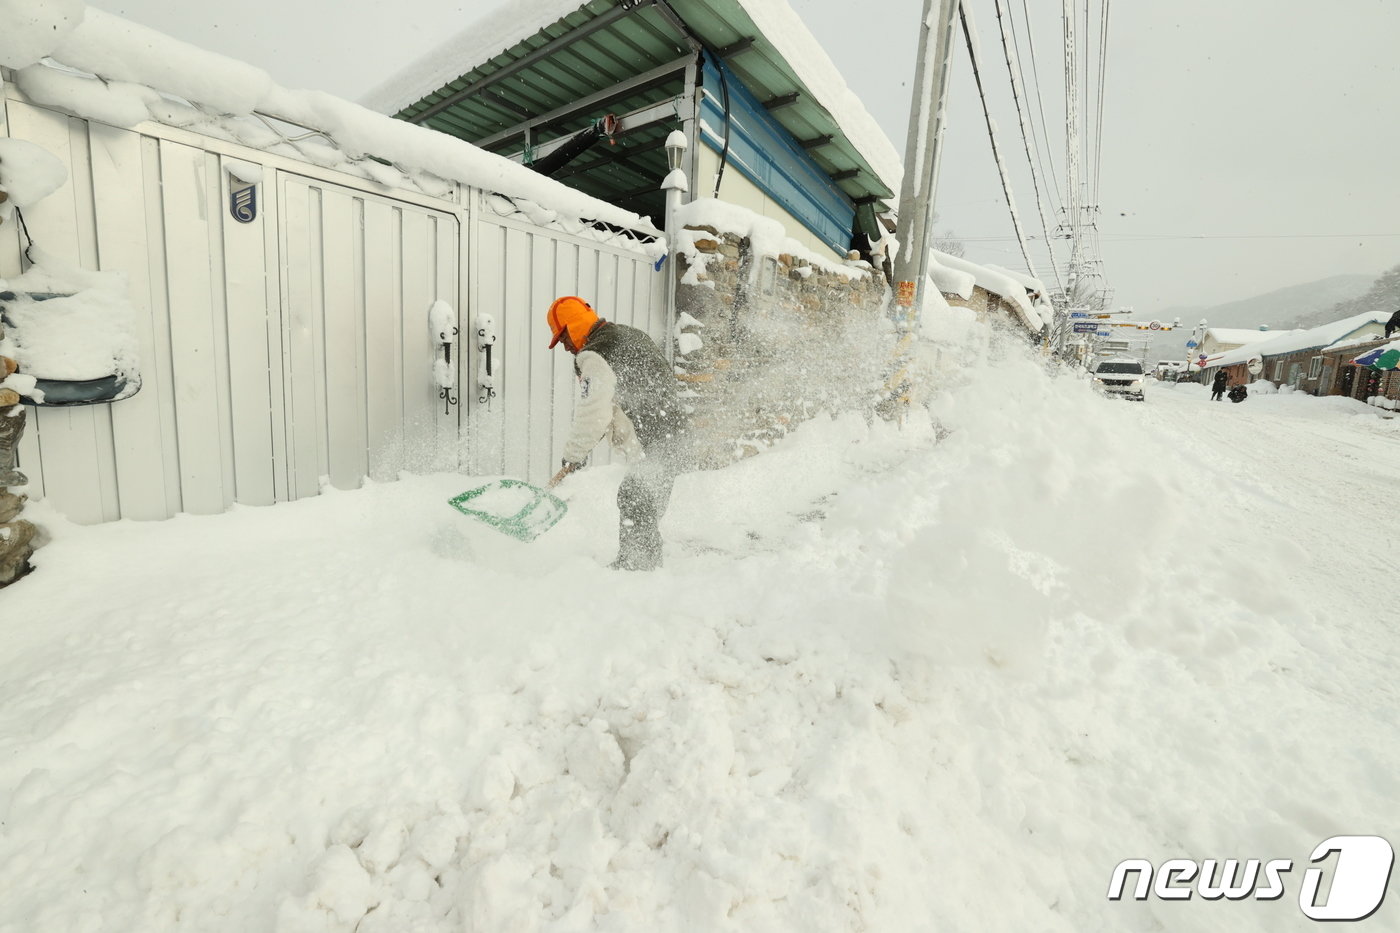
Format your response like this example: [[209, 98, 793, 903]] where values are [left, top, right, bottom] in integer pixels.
[[891, 0, 961, 324], [1055, 0, 1112, 325], [1061, 0, 1081, 306]]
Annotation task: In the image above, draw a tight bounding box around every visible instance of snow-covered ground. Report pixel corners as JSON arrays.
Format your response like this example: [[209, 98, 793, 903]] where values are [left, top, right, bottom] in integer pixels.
[[4, 344, 1399, 932]]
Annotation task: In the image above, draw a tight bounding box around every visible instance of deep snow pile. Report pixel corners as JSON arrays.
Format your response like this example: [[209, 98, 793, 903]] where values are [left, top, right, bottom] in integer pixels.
[[3, 343, 1399, 932]]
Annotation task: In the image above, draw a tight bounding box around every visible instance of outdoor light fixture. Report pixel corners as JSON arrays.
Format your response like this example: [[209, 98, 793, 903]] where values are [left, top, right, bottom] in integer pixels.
[[665, 129, 688, 171]]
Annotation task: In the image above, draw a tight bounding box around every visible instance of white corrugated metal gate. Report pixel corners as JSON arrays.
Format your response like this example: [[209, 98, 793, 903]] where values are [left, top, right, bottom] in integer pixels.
[[277, 173, 459, 498], [2, 92, 666, 525], [468, 200, 666, 485]]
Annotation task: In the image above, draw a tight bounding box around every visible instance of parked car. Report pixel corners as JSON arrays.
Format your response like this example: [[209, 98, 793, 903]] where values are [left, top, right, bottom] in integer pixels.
[[1153, 360, 1190, 381], [1090, 358, 1147, 401]]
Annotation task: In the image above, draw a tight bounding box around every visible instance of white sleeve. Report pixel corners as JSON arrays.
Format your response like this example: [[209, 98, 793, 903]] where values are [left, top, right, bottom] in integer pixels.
[[609, 406, 642, 460], [562, 350, 617, 464]]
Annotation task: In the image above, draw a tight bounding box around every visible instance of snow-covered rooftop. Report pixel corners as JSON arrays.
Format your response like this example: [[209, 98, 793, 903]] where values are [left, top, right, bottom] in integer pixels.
[[930, 250, 1044, 332], [986, 263, 1055, 320], [1205, 327, 1297, 347], [1209, 309, 1392, 367]]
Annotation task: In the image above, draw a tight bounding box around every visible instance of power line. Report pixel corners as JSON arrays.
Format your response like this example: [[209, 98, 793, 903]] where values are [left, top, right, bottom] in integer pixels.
[[959, 2, 1039, 278], [1093, 0, 1110, 205], [1010, 0, 1064, 213], [993, 0, 1064, 293], [1061, 0, 1079, 248], [1082, 0, 1091, 202], [955, 232, 1400, 242]]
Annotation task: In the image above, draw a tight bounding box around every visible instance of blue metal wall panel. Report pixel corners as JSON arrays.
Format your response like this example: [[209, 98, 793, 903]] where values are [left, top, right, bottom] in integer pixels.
[[699, 53, 854, 254]]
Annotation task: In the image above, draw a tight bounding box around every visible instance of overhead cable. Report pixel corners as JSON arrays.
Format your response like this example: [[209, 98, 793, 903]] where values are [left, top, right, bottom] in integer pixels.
[[960, 2, 1039, 279], [1092, 0, 1111, 205], [994, 0, 1064, 292], [1016, 0, 1065, 210]]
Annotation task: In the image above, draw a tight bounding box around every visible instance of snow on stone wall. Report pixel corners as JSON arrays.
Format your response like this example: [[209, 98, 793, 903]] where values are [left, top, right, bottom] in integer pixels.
[[670, 198, 891, 466]]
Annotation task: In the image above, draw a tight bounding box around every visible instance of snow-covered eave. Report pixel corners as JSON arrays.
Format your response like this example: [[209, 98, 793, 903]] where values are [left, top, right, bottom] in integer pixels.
[[1205, 327, 1299, 344], [985, 264, 1048, 294], [1211, 339, 1322, 369], [361, 0, 594, 115], [985, 262, 1055, 316], [1324, 335, 1400, 356], [4, 7, 661, 238], [931, 250, 1044, 332], [727, 0, 902, 192]]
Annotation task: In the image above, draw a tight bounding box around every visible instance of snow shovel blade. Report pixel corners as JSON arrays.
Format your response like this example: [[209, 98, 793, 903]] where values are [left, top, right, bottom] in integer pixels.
[[447, 478, 567, 542]]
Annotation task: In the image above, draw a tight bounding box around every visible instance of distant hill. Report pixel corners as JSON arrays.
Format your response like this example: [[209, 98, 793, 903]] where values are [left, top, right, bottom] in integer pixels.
[[1147, 274, 1373, 363], [1290, 265, 1400, 330], [1160, 274, 1373, 331]]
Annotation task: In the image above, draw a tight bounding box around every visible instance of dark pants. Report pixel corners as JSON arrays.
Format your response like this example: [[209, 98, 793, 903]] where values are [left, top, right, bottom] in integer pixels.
[[615, 440, 683, 571]]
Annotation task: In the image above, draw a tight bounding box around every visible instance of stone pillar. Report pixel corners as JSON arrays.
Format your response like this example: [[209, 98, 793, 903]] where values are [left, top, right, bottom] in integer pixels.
[[0, 333, 36, 587]]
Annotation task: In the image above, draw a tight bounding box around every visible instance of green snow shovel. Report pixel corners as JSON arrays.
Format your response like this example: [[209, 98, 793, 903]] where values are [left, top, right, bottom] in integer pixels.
[[447, 478, 568, 542]]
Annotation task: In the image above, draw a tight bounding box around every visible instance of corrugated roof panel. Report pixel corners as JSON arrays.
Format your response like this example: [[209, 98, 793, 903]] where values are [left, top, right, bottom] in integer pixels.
[[389, 0, 896, 245], [608, 15, 685, 60], [574, 38, 644, 76]]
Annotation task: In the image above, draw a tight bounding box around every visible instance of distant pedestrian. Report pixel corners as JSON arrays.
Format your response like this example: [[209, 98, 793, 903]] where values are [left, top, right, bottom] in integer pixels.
[[1385, 308, 1400, 340], [1210, 370, 1228, 401]]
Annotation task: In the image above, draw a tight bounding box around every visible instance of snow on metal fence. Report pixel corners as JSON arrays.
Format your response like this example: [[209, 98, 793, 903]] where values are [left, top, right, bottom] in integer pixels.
[[2, 91, 665, 525]]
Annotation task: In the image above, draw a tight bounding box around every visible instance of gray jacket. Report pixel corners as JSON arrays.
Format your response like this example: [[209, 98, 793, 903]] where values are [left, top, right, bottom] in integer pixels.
[[561, 321, 683, 464]]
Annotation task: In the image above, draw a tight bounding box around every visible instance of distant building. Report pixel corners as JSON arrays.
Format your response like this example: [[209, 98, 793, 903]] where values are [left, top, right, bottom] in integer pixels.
[[1319, 337, 1400, 404], [1207, 310, 1391, 394], [1199, 326, 1300, 357]]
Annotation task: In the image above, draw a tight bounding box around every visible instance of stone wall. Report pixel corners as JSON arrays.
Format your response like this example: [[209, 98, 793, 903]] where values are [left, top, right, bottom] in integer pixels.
[[0, 336, 35, 587], [672, 224, 890, 465], [0, 175, 37, 586]]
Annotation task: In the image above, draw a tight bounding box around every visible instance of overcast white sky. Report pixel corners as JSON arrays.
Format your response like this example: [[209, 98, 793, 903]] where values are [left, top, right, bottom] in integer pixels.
[[88, 0, 1400, 315]]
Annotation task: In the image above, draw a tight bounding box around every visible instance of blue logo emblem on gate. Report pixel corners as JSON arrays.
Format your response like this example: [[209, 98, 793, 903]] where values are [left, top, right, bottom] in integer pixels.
[[230, 184, 257, 223]]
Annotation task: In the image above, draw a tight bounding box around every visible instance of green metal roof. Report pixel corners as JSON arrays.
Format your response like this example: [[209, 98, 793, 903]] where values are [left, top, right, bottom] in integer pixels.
[[391, 0, 895, 243]]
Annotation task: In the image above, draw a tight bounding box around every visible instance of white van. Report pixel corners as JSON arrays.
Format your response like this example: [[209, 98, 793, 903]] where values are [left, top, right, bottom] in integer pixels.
[[1090, 358, 1147, 401]]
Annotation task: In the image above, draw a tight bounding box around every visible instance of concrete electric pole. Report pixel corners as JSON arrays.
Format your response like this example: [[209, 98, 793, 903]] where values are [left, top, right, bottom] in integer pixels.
[[890, 0, 961, 323]]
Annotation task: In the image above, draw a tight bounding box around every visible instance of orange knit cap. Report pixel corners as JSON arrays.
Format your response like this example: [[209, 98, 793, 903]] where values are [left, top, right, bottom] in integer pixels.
[[546, 296, 600, 350]]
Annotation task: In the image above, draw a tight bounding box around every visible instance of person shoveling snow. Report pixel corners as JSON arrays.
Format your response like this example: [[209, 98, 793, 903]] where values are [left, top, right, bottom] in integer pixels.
[[544, 296, 687, 571]]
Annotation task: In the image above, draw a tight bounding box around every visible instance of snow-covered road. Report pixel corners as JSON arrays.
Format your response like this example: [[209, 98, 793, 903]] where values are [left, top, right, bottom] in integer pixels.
[[3, 347, 1399, 932]]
